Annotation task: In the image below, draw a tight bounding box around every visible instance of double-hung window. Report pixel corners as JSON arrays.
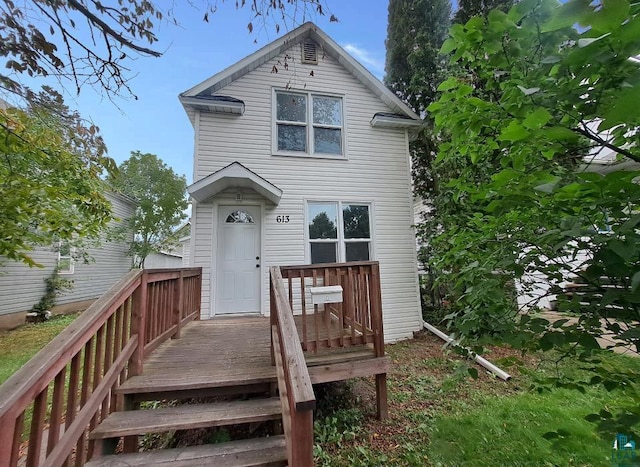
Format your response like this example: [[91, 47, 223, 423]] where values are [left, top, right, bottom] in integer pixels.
[[307, 202, 372, 264], [275, 91, 343, 156], [57, 241, 74, 274]]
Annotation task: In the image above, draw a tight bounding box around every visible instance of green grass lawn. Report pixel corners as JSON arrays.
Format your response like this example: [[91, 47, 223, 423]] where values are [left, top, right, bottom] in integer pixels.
[[0, 314, 79, 385], [314, 334, 640, 466]]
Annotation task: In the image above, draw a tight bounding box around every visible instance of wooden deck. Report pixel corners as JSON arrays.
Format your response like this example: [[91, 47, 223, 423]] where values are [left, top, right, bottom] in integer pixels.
[[118, 317, 276, 399], [118, 314, 383, 401], [1, 263, 389, 466]]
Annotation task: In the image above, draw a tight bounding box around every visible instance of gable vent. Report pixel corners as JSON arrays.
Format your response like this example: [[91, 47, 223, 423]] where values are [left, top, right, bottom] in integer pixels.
[[302, 39, 318, 64]]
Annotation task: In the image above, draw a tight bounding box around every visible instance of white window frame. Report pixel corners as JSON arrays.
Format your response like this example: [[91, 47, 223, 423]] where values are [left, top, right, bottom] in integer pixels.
[[305, 200, 374, 264], [57, 240, 74, 274], [272, 89, 346, 158]]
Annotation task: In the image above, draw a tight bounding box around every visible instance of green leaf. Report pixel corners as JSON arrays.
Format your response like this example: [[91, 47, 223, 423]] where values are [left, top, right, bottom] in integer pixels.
[[523, 108, 552, 130], [608, 238, 635, 259], [499, 121, 529, 142], [534, 176, 561, 193], [588, 0, 629, 32], [542, 126, 580, 142], [600, 85, 640, 129], [467, 367, 479, 379], [541, 0, 593, 33], [517, 85, 540, 96], [440, 38, 457, 54], [437, 78, 459, 91]]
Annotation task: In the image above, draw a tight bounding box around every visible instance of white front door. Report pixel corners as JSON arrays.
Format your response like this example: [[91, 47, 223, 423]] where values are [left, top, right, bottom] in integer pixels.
[[216, 206, 261, 314]]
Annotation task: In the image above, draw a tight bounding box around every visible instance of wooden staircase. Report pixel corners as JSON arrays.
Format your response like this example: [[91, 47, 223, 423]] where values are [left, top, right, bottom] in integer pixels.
[[87, 392, 286, 466], [0, 263, 389, 467]]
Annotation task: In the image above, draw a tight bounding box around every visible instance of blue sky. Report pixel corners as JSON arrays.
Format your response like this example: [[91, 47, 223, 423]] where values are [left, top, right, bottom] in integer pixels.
[[56, 1, 397, 185]]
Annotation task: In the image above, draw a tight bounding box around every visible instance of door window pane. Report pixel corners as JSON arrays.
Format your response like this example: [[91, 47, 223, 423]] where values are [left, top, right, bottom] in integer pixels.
[[313, 96, 342, 126], [311, 242, 338, 264], [308, 203, 337, 239], [345, 242, 370, 262], [314, 127, 342, 155], [278, 124, 307, 152], [277, 93, 307, 122], [226, 210, 254, 224], [343, 205, 370, 239]]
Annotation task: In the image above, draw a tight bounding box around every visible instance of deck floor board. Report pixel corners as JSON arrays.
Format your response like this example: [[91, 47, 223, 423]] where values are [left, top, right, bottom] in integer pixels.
[[118, 314, 381, 396]]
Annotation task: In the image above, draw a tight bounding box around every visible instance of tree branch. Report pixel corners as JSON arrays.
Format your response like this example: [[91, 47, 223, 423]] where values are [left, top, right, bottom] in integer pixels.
[[573, 127, 640, 164], [66, 0, 162, 57]]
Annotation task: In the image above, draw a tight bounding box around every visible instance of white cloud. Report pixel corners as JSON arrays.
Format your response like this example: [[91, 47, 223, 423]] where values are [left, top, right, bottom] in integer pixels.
[[342, 43, 385, 79]]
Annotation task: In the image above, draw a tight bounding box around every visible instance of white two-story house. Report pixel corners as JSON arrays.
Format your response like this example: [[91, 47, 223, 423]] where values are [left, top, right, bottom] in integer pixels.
[[180, 22, 423, 341]]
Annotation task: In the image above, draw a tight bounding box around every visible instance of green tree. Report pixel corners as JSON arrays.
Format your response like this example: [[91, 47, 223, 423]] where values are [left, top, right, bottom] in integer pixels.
[[384, 0, 451, 311], [108, 151, 188, 268], [454, 0, 516, 24], [309, 212, 337, 240], [0, 96, 113, 266], [428, 0, 640, 368]]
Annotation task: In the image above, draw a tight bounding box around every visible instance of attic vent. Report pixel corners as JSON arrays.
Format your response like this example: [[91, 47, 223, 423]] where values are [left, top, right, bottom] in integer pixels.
[[302, 39, 318, 64]]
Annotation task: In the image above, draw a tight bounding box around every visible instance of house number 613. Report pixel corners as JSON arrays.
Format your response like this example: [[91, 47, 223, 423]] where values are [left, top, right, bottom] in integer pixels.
[[276, 215, 290, 223]]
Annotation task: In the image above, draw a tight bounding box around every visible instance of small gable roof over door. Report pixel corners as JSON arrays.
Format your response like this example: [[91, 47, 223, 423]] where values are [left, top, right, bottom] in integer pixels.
[[188, 162, 282, 205], [179, 22, 420, 123]]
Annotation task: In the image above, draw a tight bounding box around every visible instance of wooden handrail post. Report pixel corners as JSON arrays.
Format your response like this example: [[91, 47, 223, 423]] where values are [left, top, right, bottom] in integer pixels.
[[370, 262, 384, 358], [0, 414, 17, 467], [130, 271, 148, 376], [173, 270, 184, 339], [289, 409, 314, 466], [269, 275, 276, 367]]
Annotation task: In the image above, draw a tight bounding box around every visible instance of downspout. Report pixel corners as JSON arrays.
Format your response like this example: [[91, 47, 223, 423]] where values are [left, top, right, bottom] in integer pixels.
[[423, 321, 512, 381]]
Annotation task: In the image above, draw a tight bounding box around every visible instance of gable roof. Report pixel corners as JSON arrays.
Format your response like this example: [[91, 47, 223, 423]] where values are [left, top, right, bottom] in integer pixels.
[[180, 22, 420, 121], [187, 162, 283, 205]]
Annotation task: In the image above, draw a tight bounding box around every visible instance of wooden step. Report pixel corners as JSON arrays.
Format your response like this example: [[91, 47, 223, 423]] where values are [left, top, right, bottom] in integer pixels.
[[116, 373, 277, 397], [90, 398, 282, 439], [85, 435, 287, 466]]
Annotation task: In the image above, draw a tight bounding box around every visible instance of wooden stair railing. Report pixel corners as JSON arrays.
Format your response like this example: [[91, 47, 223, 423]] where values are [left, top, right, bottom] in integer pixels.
[[0, 267, 202, 467], [269, 266, 316, 467]]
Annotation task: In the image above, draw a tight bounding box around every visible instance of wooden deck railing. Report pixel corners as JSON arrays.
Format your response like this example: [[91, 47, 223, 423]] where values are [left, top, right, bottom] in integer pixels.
[[280, 261, 385, 357], [269, 266, 316, 467], [0, 267, 202, 467]]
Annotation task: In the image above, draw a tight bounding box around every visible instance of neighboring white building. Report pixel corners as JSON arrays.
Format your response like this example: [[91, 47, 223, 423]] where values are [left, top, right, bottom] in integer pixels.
[[0, 191, 136, 329], [144, 251, 183, 269], [180, 22, 424, 342]]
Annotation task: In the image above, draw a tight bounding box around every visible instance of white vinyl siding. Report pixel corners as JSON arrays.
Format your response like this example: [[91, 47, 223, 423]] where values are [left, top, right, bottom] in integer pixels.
[[191, 45, 421, 341], [0, 192, 135, 317]]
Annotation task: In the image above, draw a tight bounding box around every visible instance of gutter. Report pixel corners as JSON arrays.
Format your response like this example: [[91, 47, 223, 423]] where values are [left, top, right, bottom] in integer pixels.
[[423, 321, 512, 381]]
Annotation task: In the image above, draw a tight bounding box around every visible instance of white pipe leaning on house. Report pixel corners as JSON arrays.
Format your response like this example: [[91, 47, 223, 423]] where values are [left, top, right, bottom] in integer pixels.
[[423, 321, 512, 381]]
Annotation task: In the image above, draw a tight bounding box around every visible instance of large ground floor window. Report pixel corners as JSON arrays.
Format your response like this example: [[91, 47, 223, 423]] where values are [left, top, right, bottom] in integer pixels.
[[307, 201, 372, 264]]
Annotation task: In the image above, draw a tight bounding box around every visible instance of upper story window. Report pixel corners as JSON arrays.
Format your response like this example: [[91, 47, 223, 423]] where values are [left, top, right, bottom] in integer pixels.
[[274, 90, 344, 157], [57, 241, 74, 274]]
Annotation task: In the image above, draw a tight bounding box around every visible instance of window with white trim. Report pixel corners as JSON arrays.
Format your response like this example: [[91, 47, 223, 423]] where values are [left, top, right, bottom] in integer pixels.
[[275, 90, 344, 156], [307, 202, 372, 264], [57, 241, 74, 274]]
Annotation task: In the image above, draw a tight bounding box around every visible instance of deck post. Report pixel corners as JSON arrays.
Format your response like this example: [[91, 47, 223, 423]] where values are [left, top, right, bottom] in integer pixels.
[[173, 270, 184, 339], [270, 274, 276, 367], [289, 409, 314, 466], [130, 271, 148, 377], [370, 262, 388, 420]]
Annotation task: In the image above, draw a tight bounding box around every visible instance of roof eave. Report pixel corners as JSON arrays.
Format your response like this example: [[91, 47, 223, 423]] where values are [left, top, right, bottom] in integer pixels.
[[179, 96, 245, 115]]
